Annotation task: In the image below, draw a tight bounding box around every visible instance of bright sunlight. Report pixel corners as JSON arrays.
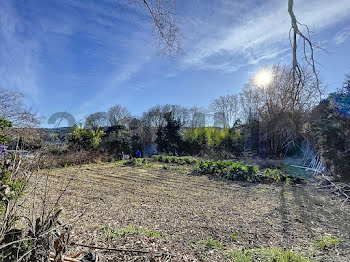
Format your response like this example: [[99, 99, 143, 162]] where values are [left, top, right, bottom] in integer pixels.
[[254, 68, 274, 87]]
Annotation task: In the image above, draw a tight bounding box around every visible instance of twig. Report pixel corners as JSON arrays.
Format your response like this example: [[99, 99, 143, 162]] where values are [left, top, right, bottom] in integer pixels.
[[74, 243, 174, 257], [75, 243, 150, 254], [0, 237, 34, 251]]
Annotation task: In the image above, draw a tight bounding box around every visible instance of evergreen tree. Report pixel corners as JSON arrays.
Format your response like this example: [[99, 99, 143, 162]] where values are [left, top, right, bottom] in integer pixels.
[[156, 112, 182, 154]]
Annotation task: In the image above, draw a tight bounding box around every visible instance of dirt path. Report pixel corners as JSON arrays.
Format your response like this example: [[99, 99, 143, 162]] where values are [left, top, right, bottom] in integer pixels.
[[31, 163, 350, 261]]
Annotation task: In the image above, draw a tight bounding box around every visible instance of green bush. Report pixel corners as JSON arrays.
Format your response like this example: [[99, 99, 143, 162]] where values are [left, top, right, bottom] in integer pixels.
[[0, 160, 25, 209], [1, 118, 25, 209], [99, 125, 132, 157], [156, 112, 183, 155], [308, 97, 350, 182], [0, 117, 12, 144], [67, 124, 104, 151], [184, 127, 244, 157]]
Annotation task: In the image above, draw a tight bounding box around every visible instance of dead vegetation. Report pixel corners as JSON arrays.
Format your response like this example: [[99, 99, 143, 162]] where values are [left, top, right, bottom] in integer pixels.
[[25, 161, 350, 261]]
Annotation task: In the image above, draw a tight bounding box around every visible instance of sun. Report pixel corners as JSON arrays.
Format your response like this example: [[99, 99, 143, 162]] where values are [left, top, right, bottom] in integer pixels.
[[254, 68, 274, 88]]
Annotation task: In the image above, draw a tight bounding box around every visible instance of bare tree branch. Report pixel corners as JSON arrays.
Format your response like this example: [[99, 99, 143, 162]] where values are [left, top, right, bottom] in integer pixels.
[[123, 0, 182, 55], [288, 0, 321, 94]]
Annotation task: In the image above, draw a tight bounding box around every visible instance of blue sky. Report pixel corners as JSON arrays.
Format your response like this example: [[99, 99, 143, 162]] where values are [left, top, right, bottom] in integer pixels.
[[1, 0, 350, 127]]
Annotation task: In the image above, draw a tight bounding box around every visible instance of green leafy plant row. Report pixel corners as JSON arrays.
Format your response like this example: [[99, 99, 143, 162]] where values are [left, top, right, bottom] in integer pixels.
[[123, 158, 154, 168], [152, 155, 198, 165], [193, 160, 303, 184], [194, 160, 259, 182]]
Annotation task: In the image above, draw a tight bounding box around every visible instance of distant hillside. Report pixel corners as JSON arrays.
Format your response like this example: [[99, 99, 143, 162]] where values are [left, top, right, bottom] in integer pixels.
[[40, 127, 72, 145]]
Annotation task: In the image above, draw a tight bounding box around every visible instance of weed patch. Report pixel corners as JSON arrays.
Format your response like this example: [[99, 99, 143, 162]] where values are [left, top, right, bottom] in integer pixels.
[[201, 237, 225, 250], [141, 227, 164, 238], [226, 247, 313, 262], [230, 233, 239, 241], [98, 224, 138, 241], [314, 234, 340, 249]]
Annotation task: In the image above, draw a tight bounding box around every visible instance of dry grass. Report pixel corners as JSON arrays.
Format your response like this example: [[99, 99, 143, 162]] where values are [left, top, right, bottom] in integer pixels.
[[29, 162, 350, 261]]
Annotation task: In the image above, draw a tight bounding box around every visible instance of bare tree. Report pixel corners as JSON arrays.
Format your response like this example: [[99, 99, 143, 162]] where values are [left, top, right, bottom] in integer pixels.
[[161, 104, 191, 127], [0, 88, 39, 127], [210, 94, 239, 128], [85, 112, 109, 129], [174, 106, 190, 127], [0, 88, 41, 149], [243, 65, 322, 119], [188, 106, 206, 128], [241, 64, 323, 154], [107, 105, 132, 126], [142, 105, 166, 129], [239, 83, 262, 123]]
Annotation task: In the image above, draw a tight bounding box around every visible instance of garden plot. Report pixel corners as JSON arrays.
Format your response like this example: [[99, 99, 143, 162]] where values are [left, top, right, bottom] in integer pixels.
[[30, 162, 350, 261]]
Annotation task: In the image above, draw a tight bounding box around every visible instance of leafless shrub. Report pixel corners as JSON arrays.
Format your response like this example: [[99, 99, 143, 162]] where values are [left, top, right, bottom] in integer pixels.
[[0, 146, 84, 261]]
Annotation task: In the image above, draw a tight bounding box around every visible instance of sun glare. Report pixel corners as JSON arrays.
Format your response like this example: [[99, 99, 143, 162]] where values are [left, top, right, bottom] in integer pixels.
[[254, 68, 274, 87]]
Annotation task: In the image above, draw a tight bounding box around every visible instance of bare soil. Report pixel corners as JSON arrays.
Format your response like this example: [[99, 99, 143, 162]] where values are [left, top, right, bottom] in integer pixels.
[[31, 162, 350, 261]]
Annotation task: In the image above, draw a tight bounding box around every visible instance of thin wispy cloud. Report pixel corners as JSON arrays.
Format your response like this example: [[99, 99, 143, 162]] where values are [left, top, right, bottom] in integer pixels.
[[334, 26, 350, 44], [0, 0, 155, 116], [0, 0, 41, 101], [1, 0, 349, 124], [80, 54, 152, 112], [181, 0, 350, 73]]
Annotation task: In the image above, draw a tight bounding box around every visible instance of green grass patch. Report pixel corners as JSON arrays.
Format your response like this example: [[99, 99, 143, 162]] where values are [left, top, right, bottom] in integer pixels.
[[99, 224, 137, 241], [314, 234, 340, 249], [226, 247, 313, 262], [201, 237, 225, 250], [230, 233, 239, 240], [140, 227, 164, 238]]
